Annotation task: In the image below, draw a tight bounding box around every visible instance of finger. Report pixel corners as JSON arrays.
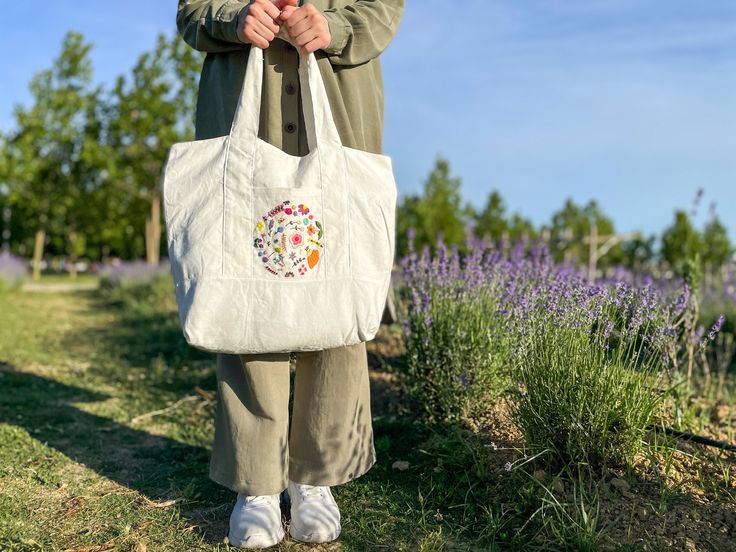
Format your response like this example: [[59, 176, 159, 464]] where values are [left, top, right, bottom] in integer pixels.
[[294, 28, 319, 48], [288, 14, 313, 37], [250, 3, 280, 32], [284, 6, 310, 29], [256, 11, 280, 34], [301, 35, 328, 54], [254, 0, 282, 20], [250, 15, 277, 42], [245, 30, 269, 49], [273, 0, 297, 9], [278, 4, 297, 22]]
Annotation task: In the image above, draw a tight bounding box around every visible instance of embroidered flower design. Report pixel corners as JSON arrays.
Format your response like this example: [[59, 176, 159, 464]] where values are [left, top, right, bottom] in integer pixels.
[[289, 233, 304, 247], [253, 200, 324, 277]]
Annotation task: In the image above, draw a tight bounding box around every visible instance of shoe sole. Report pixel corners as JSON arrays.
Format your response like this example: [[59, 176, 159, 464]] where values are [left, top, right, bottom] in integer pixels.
[[288, 522, 341, 543], [228, 527, 285, 549]]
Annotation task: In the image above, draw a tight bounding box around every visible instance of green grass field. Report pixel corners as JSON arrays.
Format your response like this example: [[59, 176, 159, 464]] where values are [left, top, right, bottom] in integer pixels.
[[0, 285, 510, 550], [0, 284, 734, 551]]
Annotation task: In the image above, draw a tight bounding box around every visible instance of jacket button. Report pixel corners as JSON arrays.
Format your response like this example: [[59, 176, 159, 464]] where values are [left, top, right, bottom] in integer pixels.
[[285, 82, 296, 95], [284, 122, 296, 133]]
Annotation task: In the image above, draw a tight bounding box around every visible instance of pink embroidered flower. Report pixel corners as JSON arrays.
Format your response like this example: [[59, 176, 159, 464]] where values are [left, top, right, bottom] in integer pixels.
[[284, 208, 293, 215], [289, 233, 304, 247], [298, 204, 309, 215]]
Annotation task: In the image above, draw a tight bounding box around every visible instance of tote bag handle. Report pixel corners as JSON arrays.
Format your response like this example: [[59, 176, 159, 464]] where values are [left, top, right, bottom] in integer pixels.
[[229, 45, 342, 151]]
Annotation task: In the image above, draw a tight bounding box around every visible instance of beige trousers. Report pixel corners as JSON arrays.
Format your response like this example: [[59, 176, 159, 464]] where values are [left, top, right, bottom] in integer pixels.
[[209, 341, 377, 496]]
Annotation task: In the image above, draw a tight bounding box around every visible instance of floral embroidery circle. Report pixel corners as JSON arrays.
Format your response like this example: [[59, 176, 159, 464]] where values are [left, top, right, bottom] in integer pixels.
[[253, 200, 324, 277]]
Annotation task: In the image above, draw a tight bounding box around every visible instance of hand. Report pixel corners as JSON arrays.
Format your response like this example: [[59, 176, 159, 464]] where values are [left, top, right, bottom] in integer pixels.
[[237, 0, 297, 49], [279, 3, 332, 56]]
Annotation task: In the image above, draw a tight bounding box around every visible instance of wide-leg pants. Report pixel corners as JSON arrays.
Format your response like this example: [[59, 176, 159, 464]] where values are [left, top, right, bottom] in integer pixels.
[[209, 341, 377, 496]]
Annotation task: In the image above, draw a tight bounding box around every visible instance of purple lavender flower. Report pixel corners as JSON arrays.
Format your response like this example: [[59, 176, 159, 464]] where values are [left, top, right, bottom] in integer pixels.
[[674, 283, 690, 316], [708, 315, 726, 341], [0, 252, 28, 289]]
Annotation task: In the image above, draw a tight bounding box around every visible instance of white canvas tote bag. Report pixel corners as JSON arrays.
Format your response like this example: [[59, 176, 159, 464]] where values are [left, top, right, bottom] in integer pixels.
[[161, 45, 397, 354]]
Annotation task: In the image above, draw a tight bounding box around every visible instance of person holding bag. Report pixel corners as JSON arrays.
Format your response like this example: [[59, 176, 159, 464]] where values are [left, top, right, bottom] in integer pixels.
[[174, 0, 404, 547]]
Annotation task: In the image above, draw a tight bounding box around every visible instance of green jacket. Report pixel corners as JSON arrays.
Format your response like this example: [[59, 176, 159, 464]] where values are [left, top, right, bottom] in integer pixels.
[[176, 0, 404, 324]]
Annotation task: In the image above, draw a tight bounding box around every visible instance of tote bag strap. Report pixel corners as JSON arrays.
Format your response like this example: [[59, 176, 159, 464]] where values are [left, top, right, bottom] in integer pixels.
[[229, 45, 341, 149]]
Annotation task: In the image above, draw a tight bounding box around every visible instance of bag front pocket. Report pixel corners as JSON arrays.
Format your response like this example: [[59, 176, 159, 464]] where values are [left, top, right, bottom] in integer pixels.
[[249, 187, 326, 281]]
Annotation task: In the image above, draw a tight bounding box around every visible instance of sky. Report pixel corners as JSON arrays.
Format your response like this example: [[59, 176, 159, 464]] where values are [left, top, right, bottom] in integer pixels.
[[1, 0, 735, 242]]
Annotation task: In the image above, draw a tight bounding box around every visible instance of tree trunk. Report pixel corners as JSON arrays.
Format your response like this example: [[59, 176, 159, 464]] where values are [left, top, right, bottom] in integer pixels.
[[68, 231, 78, 280], [145, 194, 161, 266], [32, 229, 45, 281]]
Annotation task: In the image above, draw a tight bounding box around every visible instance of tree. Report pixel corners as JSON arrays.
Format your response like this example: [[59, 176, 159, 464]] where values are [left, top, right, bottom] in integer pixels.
[[507, 212, 537, 243], [396, 156, 468, 256], [543, 198, 621, 268], [620, 234, 657, 273], [3, 32, 103, 279], [105, 32, 202, 263], [661, 210, 703, 277], [471, 190, 508, 242], [702, 215, 732, 272]]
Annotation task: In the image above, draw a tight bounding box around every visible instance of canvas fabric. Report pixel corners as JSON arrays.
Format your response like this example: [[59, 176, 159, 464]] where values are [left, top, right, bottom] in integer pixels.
[[162, 44, 397, 354], [176, 0, 404, 325]]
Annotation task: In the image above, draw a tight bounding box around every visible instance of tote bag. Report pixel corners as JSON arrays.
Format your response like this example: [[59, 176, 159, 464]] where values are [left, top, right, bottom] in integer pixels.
[[161, 45, 397, 354]]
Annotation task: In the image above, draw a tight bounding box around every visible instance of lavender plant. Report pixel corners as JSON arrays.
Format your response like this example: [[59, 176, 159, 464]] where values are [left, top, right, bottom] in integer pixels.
[[509, 277, 670, 469], [400, 232, 512, 422], [398, 232, 717, 470], [98, 259, 175, 313], [0, 252, 28, 292]]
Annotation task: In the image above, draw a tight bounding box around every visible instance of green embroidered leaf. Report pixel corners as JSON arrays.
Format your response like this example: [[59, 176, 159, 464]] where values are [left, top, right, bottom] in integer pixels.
[[316, 221, 323, 239]]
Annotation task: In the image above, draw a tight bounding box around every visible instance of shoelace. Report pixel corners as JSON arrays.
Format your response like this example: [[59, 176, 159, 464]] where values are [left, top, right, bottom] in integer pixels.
[[298, 484, 326, 499], [244, 494, 272, 505]]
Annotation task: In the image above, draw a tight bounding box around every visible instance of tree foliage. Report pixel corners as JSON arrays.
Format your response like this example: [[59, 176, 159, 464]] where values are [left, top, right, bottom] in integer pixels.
[[0, 30, 203, 264]]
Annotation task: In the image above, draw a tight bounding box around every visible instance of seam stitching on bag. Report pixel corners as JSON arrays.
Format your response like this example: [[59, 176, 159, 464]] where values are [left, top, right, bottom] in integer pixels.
[[221, 137, 230, 277]]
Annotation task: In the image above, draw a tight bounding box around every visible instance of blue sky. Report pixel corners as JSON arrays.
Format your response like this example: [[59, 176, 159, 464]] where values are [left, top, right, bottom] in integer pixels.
[[1, 1, 735, 242]]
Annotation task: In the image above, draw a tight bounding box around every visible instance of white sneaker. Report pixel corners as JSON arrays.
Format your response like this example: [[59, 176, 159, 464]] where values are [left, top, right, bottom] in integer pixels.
[[287, 479, 341, 543], [228, 492, 285, 549]]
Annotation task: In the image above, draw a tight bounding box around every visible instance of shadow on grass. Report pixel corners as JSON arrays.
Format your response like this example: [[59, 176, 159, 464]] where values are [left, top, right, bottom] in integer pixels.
[[0, 361, 234, 543], [18, 289, 729, 549]]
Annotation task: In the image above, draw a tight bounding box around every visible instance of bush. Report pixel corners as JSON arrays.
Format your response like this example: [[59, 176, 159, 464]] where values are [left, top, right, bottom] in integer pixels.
[[0, 253, 28, 292], [399, 235, 686, 470], [400, 238, 513, 423], [98, 259, 176, 313], [511, 312, 664, 470]]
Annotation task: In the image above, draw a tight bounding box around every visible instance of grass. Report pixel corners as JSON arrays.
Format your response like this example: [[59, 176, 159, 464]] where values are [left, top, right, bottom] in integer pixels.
[[0, 283, 734, 551], [0, 285, 521, 550]]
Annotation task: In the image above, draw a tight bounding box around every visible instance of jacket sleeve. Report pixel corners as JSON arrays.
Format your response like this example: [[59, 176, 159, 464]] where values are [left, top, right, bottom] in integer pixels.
[[177, 0, 248, 53], [319, 0, 404, 66]]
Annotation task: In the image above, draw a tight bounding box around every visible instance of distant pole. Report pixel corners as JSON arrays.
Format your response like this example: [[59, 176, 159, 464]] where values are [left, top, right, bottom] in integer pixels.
[[1, 206, 10, 253], [588, 222, 598, 283], [583, 227, 641, 283]]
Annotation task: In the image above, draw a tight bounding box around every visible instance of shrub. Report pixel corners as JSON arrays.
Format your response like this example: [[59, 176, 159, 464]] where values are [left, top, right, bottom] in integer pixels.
[[400, 236, 513, 423], [399, 234, 691, 470], [0, 253, 28, 292], [98, 259, 176, 313], [510, 289, 666, 470]]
